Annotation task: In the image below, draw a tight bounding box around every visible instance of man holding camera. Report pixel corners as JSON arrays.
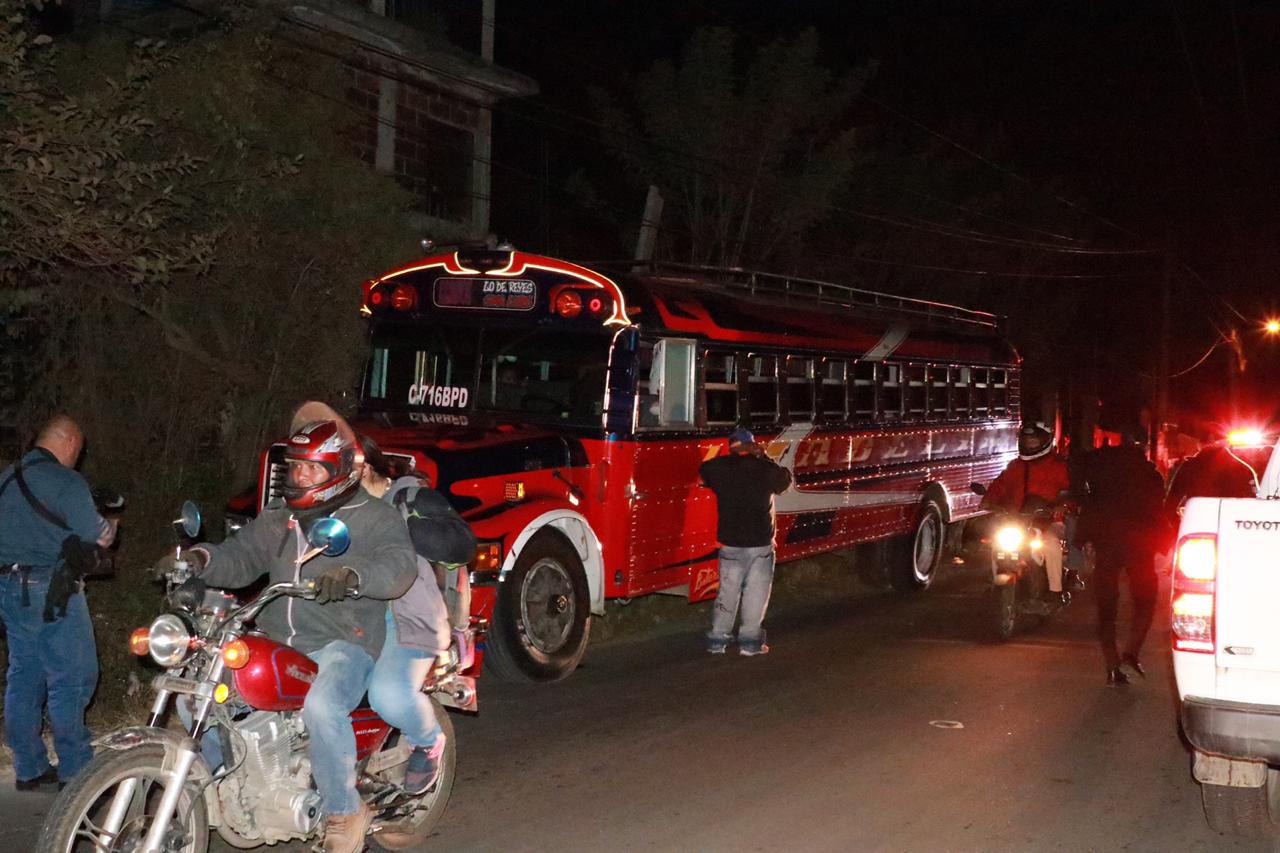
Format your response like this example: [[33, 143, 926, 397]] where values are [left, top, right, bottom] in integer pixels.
[[0, 415, 117, 791], [700, 427, 793, 656]]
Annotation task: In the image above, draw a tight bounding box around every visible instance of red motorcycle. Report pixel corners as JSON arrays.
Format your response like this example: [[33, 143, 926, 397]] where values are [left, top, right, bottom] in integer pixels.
[[36, 504, 478, 853]]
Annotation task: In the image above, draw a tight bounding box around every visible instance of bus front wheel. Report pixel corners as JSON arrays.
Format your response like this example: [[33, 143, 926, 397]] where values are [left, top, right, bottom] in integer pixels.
[[888, 499, 946, 593], [485, 532, 591, 682]]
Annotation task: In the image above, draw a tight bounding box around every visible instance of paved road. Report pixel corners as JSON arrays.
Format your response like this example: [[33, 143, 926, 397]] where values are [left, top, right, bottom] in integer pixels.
[[3, 561, 1269, 852]]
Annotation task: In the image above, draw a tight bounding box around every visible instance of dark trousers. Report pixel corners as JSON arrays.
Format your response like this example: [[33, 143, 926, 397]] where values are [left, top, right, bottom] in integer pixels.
[[1093, 544, 1158, 669]]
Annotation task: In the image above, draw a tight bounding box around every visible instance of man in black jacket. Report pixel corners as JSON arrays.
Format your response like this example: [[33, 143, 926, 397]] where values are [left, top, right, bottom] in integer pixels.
[[1077, 427, 1169, 687], [700, 427, 793, 656]]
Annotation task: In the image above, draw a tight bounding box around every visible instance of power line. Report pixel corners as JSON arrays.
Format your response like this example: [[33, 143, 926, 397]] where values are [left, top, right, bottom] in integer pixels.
[[855, 91, 1142, 243], [269, 4, 1160, 258]]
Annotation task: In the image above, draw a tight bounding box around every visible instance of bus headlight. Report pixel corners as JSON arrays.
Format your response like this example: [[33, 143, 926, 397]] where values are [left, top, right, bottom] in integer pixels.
[[995, 525, 1025, 554], [148, 614, 194, 668]]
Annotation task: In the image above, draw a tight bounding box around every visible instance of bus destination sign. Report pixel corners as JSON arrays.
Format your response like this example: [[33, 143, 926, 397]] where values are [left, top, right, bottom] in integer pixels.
[[433, 277, 537, 311]]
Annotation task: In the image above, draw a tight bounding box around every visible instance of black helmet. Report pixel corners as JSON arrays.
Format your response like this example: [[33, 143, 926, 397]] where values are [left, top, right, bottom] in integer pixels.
[[1018, 425, 1055, 461]]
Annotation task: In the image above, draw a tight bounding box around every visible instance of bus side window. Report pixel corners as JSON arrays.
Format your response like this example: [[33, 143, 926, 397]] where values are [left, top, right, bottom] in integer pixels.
[[991, 369, 1009, 416], [704, 350, 739, 427], [821, 359, 847, 422], [637, 339, 696, 429], [786, 356, 815, 422], [972, 367, 990, 417], [952, 367, 971, 417], [880, 363, 903, 420], [929, 365, 950, 419], [851, 360, 876, 421], [904, 364, 927, 420], [747, 354, 779, 425]]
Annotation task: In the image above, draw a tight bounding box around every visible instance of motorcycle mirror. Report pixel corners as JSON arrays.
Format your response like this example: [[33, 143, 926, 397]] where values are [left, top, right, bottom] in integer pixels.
[[970, 482, 987, 496], [176, 501, 202, 538], [307, 517, 351, 557]]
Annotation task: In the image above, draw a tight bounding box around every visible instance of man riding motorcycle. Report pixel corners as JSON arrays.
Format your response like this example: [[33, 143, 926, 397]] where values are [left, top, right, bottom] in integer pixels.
[[166, 409, 416, 853], [981, 425, 1077, 606]]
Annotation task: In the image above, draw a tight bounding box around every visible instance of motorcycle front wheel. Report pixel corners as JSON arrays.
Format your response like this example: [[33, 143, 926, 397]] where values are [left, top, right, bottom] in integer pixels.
[[992, 582, 1017, 642], [35, 744, 209, 853]]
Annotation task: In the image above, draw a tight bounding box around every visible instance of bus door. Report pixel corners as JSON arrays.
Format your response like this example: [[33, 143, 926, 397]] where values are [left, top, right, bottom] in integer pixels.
[[625, 338, 722, 599]]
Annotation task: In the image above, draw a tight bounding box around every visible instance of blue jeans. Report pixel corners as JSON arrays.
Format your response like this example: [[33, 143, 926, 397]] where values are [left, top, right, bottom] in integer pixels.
[[707, 545, 775, 652], [367, 612, 442, 750], [0, 572, 98, 782], [303, 640, 374, 816]]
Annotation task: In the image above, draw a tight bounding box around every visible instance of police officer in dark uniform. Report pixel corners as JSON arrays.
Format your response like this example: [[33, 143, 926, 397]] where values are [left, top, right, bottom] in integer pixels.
[[0, 415, 116, 790], [1077, 425, 1168, 687]]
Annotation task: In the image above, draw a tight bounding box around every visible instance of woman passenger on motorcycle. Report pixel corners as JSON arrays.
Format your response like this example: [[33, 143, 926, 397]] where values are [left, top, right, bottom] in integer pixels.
[[981, 425, 1077, 605], [359, 437, 474, 796]]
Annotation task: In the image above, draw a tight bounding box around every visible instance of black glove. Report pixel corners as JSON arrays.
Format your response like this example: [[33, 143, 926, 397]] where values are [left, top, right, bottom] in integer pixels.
[[314, 567, 358, 604]]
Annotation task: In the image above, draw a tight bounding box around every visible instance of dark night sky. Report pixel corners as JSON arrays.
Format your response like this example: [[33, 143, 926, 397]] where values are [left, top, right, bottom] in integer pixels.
[[470, 0, 1280, 432]]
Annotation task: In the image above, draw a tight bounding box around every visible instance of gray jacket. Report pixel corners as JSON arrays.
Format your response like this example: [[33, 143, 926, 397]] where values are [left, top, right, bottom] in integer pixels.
[[384, 477, 452, 656], [196, 489, 416, 660]]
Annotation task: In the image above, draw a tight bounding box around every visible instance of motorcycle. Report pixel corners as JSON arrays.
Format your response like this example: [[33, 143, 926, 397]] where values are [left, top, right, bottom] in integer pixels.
[[37, 502, 479, 853], [971, 484, 1083, 642]]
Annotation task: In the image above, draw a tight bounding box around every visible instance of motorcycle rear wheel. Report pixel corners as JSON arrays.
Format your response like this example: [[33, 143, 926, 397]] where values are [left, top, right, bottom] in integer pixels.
[[367, 698, 457, 851], [35, 744, 209, 853]]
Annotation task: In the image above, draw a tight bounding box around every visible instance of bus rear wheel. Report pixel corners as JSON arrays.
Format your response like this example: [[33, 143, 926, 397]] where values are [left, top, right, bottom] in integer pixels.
[[485, 532, 591, 682], [888, 499, 946, 592]]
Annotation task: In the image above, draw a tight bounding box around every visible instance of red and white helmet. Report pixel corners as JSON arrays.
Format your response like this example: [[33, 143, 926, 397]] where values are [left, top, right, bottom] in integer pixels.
[[281, 405, 364, 512]]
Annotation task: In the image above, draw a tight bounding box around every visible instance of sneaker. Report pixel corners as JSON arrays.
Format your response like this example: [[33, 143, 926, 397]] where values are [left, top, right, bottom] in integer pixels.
[[322, 802, 373, 853], [403, 737, 446, 795], [739, 644, 770, 657], [15, 767, 58, 792], [707, 643, 727, 655], [1120, 653, 1146, 679], [1106, 667, 1130, 688]]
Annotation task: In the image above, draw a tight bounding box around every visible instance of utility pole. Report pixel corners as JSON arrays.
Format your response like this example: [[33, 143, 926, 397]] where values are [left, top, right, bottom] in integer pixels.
[[1154, 252, 1172, 467], [472, 0, 496, 237], [633, 185, 664, 266]]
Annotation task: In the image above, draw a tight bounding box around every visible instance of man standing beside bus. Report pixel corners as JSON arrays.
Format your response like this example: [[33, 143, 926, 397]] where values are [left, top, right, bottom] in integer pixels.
[[700, 427, 792, 656]]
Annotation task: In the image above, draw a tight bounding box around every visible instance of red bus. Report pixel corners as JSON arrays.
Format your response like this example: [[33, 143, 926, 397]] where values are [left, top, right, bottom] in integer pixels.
[[231, 247, 1020, 681]]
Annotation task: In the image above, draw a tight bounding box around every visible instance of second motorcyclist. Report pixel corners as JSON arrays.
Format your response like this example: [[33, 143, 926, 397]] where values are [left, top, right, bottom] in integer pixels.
[[164, 405, 416, 853], [981, 425, 1075, 607]]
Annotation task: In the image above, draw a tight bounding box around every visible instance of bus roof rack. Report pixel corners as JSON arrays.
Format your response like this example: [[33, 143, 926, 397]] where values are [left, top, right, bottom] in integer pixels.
[[619, 260, 1004, 330]]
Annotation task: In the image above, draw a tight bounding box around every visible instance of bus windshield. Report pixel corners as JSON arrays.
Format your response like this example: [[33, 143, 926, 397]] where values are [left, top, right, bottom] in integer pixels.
[[362, 323, 613, 427]]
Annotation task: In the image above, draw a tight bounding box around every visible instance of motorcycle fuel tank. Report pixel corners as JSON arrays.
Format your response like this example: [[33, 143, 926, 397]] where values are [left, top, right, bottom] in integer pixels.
[[233, 634, 319, 711]]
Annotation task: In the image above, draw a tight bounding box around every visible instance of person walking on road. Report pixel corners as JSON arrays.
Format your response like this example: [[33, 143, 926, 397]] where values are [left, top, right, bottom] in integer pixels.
[[0, 415, 117, 791], [700, 427, 792, 656], [1077, 426, 1170, 687]]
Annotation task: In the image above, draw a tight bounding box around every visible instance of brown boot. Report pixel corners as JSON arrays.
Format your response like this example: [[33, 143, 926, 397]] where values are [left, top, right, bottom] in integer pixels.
[[323, 802, 372, 853]]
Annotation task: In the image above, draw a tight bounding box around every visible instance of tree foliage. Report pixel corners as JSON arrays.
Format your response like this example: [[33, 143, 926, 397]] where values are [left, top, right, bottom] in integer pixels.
[[593, 27, 874, 268], [1, 1, 416, 508]]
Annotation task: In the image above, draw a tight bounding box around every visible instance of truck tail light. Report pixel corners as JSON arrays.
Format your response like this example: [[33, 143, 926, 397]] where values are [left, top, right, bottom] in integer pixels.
[[1175, 534, 1217, 582], [1173, 534, 1216, 653]]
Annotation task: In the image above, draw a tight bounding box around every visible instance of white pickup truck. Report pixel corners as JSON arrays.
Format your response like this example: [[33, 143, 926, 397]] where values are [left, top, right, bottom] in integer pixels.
[[1173, 436, 1280, 837]]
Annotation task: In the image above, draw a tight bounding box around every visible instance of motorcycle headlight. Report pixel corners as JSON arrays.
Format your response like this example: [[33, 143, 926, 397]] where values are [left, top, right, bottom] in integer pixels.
[[995, 525, 1025, 553], [148, 613, 194, 667]]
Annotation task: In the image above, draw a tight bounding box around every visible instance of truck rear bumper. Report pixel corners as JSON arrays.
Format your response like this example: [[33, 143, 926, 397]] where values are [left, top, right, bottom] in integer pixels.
[[1183, 696, 1280, 763]]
